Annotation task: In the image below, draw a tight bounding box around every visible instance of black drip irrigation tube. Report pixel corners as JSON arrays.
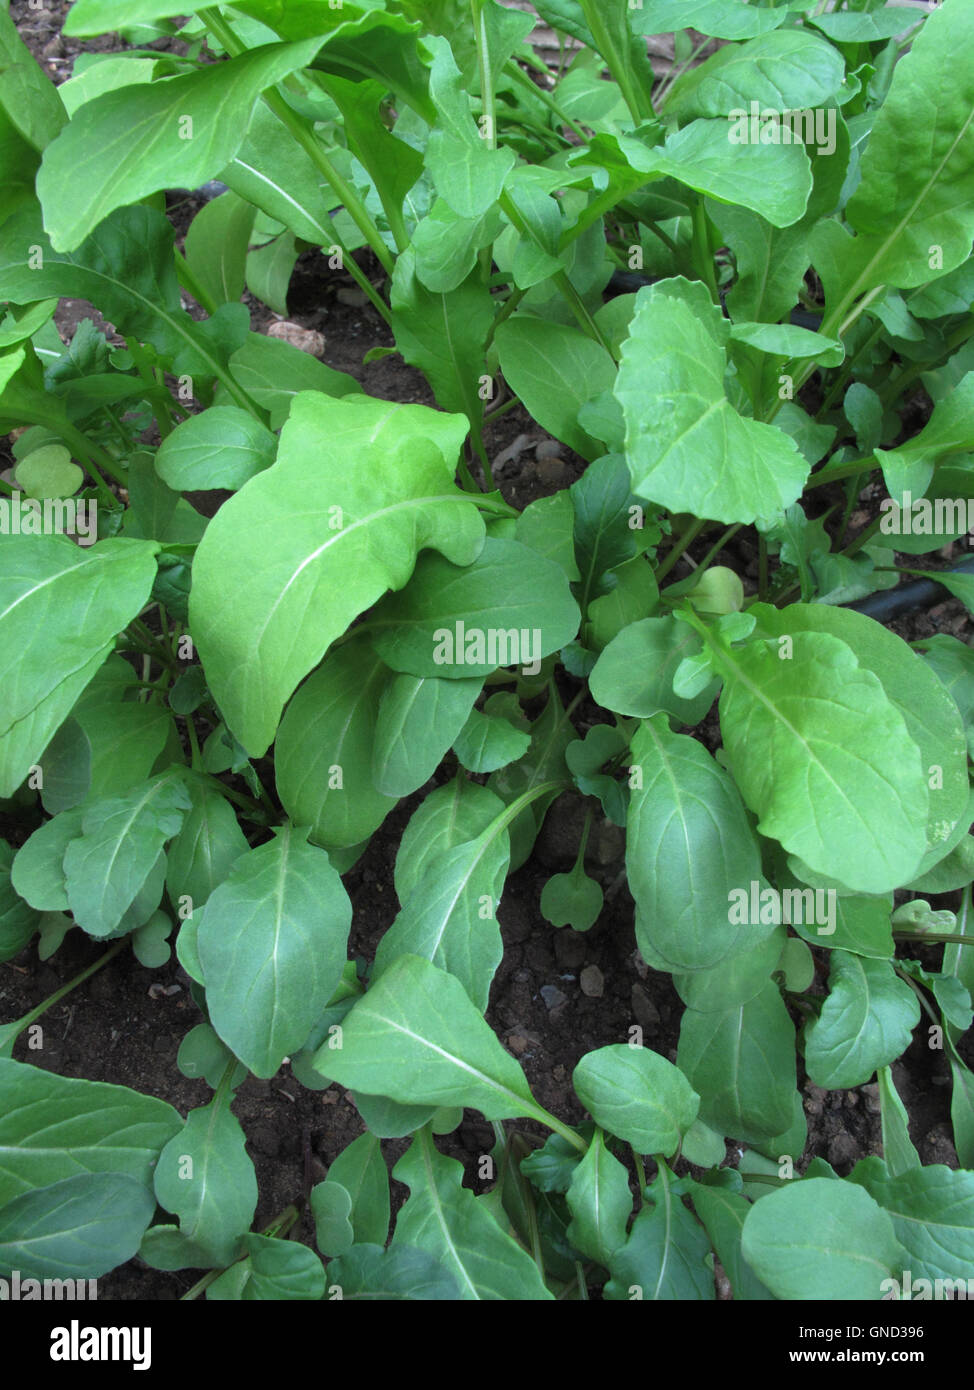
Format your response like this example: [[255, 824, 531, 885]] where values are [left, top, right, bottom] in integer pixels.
[[843, 557, 974, 622]]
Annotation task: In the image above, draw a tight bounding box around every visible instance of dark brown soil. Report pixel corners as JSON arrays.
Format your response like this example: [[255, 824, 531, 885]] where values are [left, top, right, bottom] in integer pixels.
[[3, 0, 973, 1302]]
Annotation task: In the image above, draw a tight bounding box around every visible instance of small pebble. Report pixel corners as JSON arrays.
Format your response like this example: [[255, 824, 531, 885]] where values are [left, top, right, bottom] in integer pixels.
[[266, 320, 326, 356], [540, 984, 568, 1010], [580, 965, 604, 998]]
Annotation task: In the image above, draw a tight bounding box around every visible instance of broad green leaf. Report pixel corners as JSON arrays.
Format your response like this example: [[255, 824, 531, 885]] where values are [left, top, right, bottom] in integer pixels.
[[812, 1, 974, 312], [350, 1092, 438, 1139], [627, 715, 770, 973], [0, 1058, 181, 1204], [246, 228, 298, 315], [197, 824, 352, 1078], [37, 39, 324, 250], [184, 190, 256, 308], [0, 205, 249, 383], [394, 776, 504, 902], [164, 775, 249, 912], [372, 672, 481, 797], [14, 446, 83, 499], [565, 1129, 632, 1268], [276, 637, 400, 850], [131, 909, 173, 968], [237, 1233, 326, 1300], [630, 0, 794, 40], [390, 247, 495, 425], [0, 839, 40, 961], [0, 534, 157, 797], [673, 924, 786, 1014], [10, 807, 85, 913], [749, 602, 968, 878], [590, 616, 720, 725], [315, 954, 552, 1126], [369, 537, 581, 679], [326, 1242, 460, 1300], [666, 29, 845, 121], [325, 1133, 390, 1248], [540, 862, 603, 933], [222, 332, 358, 429], [570, 453, 653, 606], [452, 704, 530, 774], [0, 7, 66, 151], [495, 317, 616, 461], [716, 630, 928, 894], [372, 808, 510, 1010], [741, 1177, 901, 1300], [677, 979, 797, 1146], [604, 1162, 714, 1300], [62, 774, 190, 938], [152, 1096, 257, 1268], [74, 699, 172, 802], [0, 1174, 154, 1281], [850, 1157, 974, 1286], [686, 1178, 774, 1300], [573, 1044, 699, 1155], [877, 1066, 921, 1177], [392, 1127, 553, 1299], [876, 374, 974, 508], [176, 1023, 247, 1090], [804, 954, 920, 1090], [616, 279, 808, 525], [808, 8, 924, 42], [192, 391, 481, 755], [154, 405, 277, 492], [413, 198, 504, 294]]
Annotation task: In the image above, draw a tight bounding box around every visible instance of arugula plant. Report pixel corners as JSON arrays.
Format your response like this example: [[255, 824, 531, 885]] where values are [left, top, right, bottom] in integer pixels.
[[1, 0, 974, 1299]]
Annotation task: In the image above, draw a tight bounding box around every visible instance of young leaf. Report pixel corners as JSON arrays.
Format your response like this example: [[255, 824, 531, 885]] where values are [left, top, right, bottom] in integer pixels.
[[372, 672, 481, 798], [686, 1178, 774, 1301], [324, 1132, 390, 1248], [0, 534, 158, 797], [573, 1044, 699, 1156], [164, 775, 249, 912], [310, 1181, 355, 1257], [565, 1129, 632, 1268], [315, 954, 554, 1126], [392, 1126, 553, 1299], [603, 1161, 714, 1300], [191, 391, 481, 755], [326, 1242, 460, 1300], [741, 1178, 901, 1300], [222, 330, 358, 429], [495, 317, 616, 461], [631, 0, 793, 40], [877, 1066, 921, 1178], [62, 773, 191, 938], [394, 776, 505, 904], [590, 616, 720, 724], [804, 954, 921, 1091], [184, 190, 256, 308], [237, 1233, 326, 1301], [540, 863, 603, 934], [154, 406, 277, 492], [196, 824, 353, 1078]]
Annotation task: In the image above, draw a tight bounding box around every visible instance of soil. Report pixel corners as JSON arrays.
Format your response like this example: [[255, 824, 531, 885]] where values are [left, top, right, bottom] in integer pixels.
[[3, 0, 974, 1302]]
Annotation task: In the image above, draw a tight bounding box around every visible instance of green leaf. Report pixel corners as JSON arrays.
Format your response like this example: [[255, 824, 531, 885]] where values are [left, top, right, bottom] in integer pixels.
[[246, 229, 298, 316], [11, 807, 85, 913], [154, 406, 277, 492], [0, 839, 40, 961], [372, 673, 481, 797], [741, 1177, 901, 1300], [236, 1233, 326, 1300], [311, 1181, 355, 1257], [192, 391, 481, 755], [164, 775, 249, 913], [324, 1132, 389, 1248], [616, 279, 808, 526], [275, 637, 400, 850], [573, 1044, 699, 1155], [715, 629, 928, 893], [37, 38, 324, 250], [590, 616, 720, 725], [151, 1095, 257, 1269], [222, 331, 358, 429], [62, 773, 190, 938], [0, 1058, 182, 1204], [14, 445, 83, 499], [0, 1173, 154, 1281], [631, 0, 794, 40], [326, 1242, 460, 1300], [686, 1178, 774, 1300], [131, 909, 172, 968], [176, 1023, 247, 1090], [876, 374, 974, 508], [812, 1, 974, 309], [666, 29, 845, 121], [369, 537, 581, 679], [805, 953, 920, 1090], [315, 954, 552, 1125], [0, 7, 66, 151], [392, 1127, 553, 1299], [453, 704, 531, 774], [949, 1056, 974, 1169], [850, 1158, 974, 1286], [424, 35, 515, 218], [75, 698, 172, 802], [565, 1129, 632, 1268], [0, 534, 158, 797], [627, 715, 771, 974], [394, 776, 504, 904], [604, 1161, 714, 1300], [677, 979, 797, 1147], [877, 1066, 921, 1178], [495, 317, 616, 461], [196, 824, 353, 1078], [540, 863, 603, 933], [185, 190, 256, 307]]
